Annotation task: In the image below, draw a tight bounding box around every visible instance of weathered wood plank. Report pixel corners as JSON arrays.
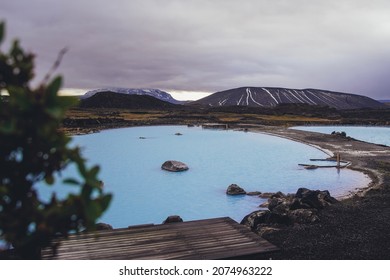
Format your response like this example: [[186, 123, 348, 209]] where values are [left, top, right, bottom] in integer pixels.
[[42, 217, 278, 260]]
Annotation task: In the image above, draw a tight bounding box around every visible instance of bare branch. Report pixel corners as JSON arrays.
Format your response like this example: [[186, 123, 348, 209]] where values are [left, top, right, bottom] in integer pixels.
[[41, 47, 68, 85]]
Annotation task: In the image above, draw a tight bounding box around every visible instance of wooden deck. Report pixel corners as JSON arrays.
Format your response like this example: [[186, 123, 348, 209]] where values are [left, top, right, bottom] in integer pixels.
[[41, 217, 278, 260]]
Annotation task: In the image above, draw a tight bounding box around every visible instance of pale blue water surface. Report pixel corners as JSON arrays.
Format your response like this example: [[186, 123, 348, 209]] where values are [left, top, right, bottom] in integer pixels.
[[291, 126, 390, 146], [38, 126, 370, 228]]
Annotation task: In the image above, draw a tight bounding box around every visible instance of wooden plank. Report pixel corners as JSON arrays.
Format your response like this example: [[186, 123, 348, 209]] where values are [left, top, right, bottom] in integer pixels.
[[42, 217, 278, 260], [45, 234, 272, 258], [44, 235, 257, 258]]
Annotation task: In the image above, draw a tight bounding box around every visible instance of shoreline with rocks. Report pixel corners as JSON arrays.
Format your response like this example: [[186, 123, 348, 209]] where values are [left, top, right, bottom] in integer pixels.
[[251, 126, 387, 196], [63, 122, 390, 259], [237, 125, 390, 259]]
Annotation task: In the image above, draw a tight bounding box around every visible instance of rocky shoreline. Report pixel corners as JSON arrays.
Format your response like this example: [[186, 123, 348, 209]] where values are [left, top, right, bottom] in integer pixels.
[[63, 121, 390, 259], [242, 125, 390, 259]]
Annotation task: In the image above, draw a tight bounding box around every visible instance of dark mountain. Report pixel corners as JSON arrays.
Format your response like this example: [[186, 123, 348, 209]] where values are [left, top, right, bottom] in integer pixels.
[[191, 87, 384, 109], [82, 88, 183, 104], [378, 100, 390, 106], [80, 91, 180, 109]]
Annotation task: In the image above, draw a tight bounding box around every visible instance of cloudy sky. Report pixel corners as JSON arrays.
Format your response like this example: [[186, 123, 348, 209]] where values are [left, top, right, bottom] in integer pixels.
[[1, 0, 390, 100]]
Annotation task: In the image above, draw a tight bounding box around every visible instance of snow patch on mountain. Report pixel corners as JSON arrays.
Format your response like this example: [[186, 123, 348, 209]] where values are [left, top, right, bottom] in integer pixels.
[[82, 88, 182, 104], [192, 87, 384, 110]]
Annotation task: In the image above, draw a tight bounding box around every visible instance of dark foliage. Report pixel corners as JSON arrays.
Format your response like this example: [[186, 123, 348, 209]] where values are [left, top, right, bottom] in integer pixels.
[[0, 22, 112, 259]]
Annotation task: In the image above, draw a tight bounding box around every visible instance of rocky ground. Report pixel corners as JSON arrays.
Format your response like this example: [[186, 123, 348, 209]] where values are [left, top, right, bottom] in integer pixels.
[[241, 127, 390, 259], [61, 105, 390, 135], [262, 185, 390, 259]]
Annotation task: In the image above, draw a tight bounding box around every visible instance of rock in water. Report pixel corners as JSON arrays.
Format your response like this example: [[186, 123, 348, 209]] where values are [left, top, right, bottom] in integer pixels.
[[161, 160, 189, 172], [226, 184, 246, 195], [163, 215, 183, 224], [246, 191, 262, 196]]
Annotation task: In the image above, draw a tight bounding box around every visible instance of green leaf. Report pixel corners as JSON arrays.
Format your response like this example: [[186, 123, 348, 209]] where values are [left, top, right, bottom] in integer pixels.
[[47, 76, 62, 97], [89, 165, 100, 178], [85, 201, 101, 222], [100, 194, 112, 211], [0, 22, 5, 44], [63, 178, 80, 186]]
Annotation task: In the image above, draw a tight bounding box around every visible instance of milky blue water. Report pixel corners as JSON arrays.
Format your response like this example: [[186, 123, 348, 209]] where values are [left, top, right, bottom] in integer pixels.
[[291, 126, 390, 146], [36, 126, 370, 228]]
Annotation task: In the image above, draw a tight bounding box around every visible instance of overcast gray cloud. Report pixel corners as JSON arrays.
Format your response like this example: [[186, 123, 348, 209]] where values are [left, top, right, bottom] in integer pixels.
[[1, 0, 390, 99]]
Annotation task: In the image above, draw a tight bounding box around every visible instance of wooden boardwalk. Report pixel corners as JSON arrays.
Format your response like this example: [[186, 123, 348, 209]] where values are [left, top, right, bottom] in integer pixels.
[[42, 217, 278, 260]]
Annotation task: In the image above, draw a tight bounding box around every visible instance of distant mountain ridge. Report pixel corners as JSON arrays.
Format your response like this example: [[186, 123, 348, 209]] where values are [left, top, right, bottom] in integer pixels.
[[82, 88, 183, 104], [80, 91, 180, 109], [191, 87, 384, 109]]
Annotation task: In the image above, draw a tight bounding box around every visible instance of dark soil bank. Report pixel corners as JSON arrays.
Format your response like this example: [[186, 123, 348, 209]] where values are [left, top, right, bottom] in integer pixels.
[[262, 185, 390, 259]]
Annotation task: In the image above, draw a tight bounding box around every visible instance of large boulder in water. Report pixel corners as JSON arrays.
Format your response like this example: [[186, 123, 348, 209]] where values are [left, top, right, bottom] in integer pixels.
[[226, 184, 246, 195], [161, 160, 189, 172]]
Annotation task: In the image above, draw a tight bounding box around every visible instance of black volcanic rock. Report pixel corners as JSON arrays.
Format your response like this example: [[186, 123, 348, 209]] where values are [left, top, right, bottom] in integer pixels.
[[80, 91, 180, 109], [191, 87, 384, 109], [161, 160, 189, 172], [226, 184, 246, 195], [240, 188, 338, 235], [95, 223, 113, 231], [162, 215, 184, 224]]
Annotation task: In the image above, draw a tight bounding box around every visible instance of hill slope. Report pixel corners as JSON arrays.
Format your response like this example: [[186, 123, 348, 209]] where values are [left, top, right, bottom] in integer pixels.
[[82, 88, 183, 104], [192, 87, 384, 109], [80, 91, 180, 109]]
